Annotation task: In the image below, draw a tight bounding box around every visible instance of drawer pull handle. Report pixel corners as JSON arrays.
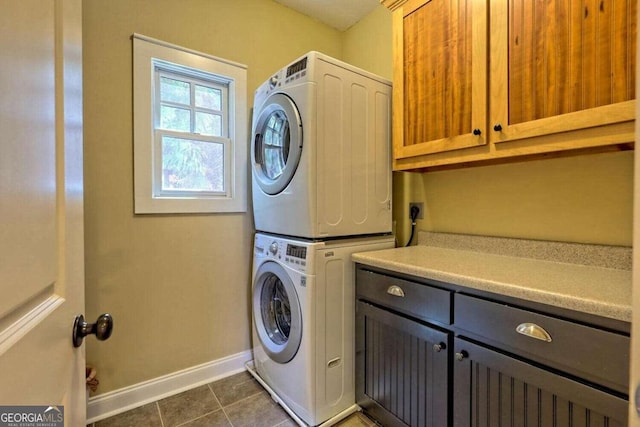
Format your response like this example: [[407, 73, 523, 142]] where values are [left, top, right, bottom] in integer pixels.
[[386, 285, 405, 297], [516, 323, 552, 342]]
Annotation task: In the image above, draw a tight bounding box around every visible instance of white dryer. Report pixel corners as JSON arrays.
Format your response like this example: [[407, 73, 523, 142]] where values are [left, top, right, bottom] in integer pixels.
[[251, 51, 392, 239], [251, 232, 395, 426]]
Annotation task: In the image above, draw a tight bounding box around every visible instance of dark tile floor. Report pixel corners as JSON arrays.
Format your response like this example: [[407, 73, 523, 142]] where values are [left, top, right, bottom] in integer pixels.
[[88, 371, 377, 427]]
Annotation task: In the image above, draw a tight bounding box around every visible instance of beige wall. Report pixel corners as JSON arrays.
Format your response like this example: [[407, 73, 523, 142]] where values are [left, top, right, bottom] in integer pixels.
[[414, 151, 633, 246], [393, 151, 633, 247], [342, 6, 393, 80], [83, 0, 343, 394]]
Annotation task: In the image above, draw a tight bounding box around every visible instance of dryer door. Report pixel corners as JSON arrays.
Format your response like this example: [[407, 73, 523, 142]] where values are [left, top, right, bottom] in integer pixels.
[[252, 93, 303, 195], [253, 260, 302, 363]]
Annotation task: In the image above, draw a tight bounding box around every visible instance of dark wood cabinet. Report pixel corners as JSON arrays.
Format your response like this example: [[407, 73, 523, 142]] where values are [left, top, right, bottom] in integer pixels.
[[453, 338, 628, 427], [454, 293, 630, 395], [355, 265, 629, 427], [356, 301, 449, 427], [355, 268, 452, 427]]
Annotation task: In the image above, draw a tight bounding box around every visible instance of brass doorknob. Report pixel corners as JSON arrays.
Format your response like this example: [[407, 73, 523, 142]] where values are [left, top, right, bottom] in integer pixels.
[[73, 313, 113, 347]]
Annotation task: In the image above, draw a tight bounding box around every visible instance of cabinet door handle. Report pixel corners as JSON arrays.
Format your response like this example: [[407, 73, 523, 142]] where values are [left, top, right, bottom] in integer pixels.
[[516, 322, 553, 342], [473, 128, 482, 136], [493, 124, 503, 132], [433, 342, 446, 352], [455, 350, 468, 361], [386, 285, 405, 297]]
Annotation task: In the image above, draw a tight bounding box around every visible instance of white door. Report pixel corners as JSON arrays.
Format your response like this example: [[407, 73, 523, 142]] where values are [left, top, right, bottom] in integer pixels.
[[0, 0, 85, 425]]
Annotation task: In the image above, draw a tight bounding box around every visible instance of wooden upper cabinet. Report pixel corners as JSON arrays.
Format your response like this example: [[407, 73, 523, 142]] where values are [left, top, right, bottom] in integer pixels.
[[490, 0, 637, 145], [391, 0, 488, 160], [384, 0, 637, 171]]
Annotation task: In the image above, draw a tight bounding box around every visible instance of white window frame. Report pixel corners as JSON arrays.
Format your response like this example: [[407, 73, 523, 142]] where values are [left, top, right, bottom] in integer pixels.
[[133, 34, 247, 213]]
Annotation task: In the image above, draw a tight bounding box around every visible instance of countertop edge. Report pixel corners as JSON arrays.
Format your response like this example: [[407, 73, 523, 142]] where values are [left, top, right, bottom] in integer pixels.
[[352, 247, 632, 324]]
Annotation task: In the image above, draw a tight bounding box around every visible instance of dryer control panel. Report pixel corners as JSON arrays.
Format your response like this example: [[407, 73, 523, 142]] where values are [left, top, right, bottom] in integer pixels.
[[285, 243, 307, 267]]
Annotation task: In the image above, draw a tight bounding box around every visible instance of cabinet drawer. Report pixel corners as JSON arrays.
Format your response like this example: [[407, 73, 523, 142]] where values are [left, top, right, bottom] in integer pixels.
[[454, 294, 629, 394], [356, 269, 451, 325]]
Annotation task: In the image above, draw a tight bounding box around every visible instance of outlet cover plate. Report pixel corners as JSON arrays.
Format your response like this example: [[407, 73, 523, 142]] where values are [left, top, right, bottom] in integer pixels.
[[409, 202, 424, 219]]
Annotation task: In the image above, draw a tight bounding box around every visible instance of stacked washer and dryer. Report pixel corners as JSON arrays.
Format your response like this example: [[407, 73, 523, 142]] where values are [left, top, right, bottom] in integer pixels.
[[248, 51, 395, 427]]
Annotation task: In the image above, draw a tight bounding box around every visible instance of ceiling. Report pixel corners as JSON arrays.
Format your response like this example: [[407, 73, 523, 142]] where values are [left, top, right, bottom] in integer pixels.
[[273, 0, 380, 31]]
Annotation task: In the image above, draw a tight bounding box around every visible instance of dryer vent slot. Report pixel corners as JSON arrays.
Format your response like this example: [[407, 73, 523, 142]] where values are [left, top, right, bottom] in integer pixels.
[[327, 357, 341, 369]]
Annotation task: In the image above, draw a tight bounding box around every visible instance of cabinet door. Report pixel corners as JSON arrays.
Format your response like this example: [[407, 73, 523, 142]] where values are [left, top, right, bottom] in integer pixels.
[[453, 338, 628, 427], [392, 0, 488, 160], [490, 0, 636, 147], [356, 301, 449, 427]]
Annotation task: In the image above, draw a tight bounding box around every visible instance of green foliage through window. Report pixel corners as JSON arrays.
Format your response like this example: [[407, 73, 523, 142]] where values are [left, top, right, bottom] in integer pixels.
[[155, 68, 228, 194], [161, 137, 224, 192]]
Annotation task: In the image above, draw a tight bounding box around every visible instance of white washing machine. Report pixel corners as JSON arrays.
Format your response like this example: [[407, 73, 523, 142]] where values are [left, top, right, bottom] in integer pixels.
[[251, 232, 395, 426], [251, 51, 392, 239]]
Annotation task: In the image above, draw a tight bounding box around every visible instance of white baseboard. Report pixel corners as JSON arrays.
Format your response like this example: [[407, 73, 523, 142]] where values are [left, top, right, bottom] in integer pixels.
[[86, 349, 253, 424]]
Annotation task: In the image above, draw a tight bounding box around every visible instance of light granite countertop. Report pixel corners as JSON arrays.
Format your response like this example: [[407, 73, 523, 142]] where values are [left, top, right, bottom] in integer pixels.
[[352, 245, 632, 323]]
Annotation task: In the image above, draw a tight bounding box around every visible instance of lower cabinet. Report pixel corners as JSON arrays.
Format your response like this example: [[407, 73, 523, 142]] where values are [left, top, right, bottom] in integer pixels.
[[453, 338, 628, 427], [355, 266, 630, 427], [356, 301, 449, 427]]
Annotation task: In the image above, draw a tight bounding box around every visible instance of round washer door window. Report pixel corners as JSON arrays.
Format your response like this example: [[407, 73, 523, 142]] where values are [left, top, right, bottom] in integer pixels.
[[252, 261, 302, 363], [251, 93, 303, 195]]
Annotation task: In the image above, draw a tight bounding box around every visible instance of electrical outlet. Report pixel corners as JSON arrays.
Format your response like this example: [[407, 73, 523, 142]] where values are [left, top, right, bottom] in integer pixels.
[[409, 202, 424, 219]]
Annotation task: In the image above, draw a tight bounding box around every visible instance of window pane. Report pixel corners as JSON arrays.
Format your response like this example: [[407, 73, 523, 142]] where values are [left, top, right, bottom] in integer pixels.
[[160, 106, 191, 131], [160, 76, 190, 104], [195, 112, 222, 136], [195, 85, 221, 110], [161, 136, 224, 192]]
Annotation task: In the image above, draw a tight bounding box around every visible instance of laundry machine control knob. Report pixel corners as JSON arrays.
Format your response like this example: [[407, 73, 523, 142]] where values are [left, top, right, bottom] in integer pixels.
[[269, 76, 278, 89], [269, 242, 279, 256]]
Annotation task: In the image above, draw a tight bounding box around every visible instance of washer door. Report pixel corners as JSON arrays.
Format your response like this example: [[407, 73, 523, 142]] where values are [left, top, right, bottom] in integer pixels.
[[253, 261, 302, 363], [251, 93, 303, 195]]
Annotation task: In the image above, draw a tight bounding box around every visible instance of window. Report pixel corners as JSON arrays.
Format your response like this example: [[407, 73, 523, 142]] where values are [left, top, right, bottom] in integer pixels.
[[133, 34, 247, 213], [155, 70, 227, 195]]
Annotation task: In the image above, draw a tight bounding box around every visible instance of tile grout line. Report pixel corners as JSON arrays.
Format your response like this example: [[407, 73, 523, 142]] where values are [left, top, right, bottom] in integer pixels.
[[93, 373, 309, 427], [155, 401, 166, 427], [222, 389, 271, 411], [172, 384, 230, 427], [174, 410, 224, 427], [234, 377, 298, 426], [208, 382, 235, 427]]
